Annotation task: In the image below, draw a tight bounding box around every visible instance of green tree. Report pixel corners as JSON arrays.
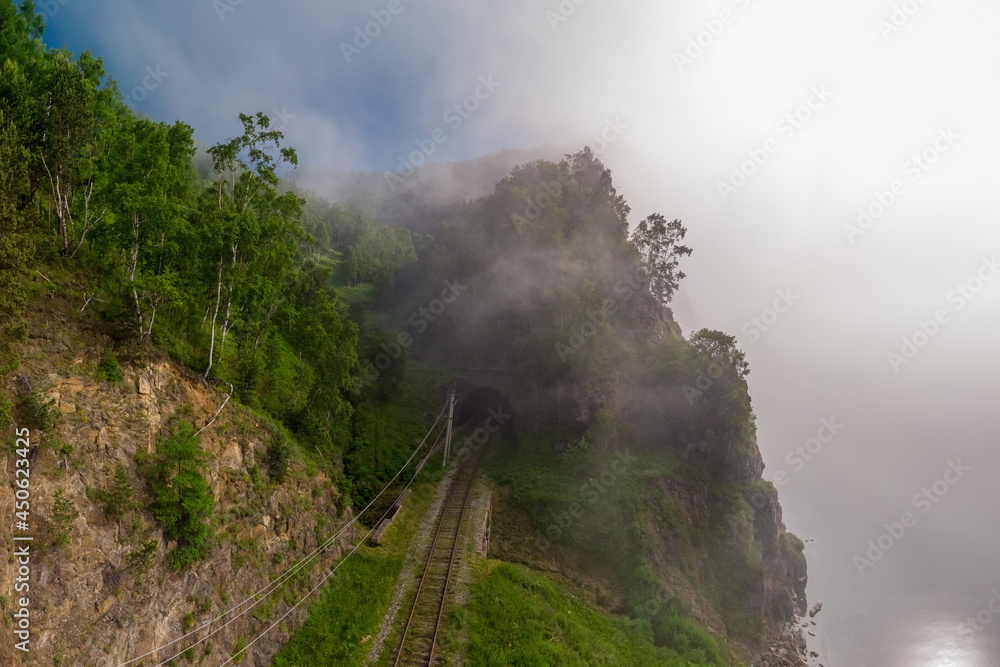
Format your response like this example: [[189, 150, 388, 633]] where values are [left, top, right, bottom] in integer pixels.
[[266, 431, 292, 483], [0, 2, 45, 67], [39, 49, 114, 256], [51, 488, 78, 546], [18, 389, 59, 431], [631, 213, 691, 305], [96, 351, 124, 381], [103, 462, 133, 521], [0, 2, 46, 137], [290, 291, 358, 450], [342, 218, 416, 293], [689, 329, 749, 380], [200, 112, 302, 380], [125, 540, 157, 582], [102, 116, 195, 341], [0, 107, 33, 358], [146, 423, 215, 568]]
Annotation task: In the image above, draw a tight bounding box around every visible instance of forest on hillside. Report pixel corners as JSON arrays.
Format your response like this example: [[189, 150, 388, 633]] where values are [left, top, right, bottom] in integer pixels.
[[1, 0, 738, 492], [1, 4, 806, 664]]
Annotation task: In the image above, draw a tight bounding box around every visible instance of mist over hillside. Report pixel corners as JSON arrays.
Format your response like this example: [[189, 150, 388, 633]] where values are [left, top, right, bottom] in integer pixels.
[[289, 145, 566, 234], [9, 0, 1000, 665], [0, 3, 810, 656]]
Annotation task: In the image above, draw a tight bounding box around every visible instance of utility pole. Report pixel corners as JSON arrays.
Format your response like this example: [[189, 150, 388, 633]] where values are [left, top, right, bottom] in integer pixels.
[[443, 386, 456, 466]]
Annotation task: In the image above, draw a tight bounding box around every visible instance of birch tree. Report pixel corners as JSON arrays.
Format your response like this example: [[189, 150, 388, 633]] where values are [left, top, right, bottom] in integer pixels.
[[104, 117, 195, 342], [201, 112, 300, 380], [39, 50, 112, 256]]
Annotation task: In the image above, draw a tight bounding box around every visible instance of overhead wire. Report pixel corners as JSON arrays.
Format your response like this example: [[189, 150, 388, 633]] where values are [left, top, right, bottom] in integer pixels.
[[217, 428, 446, 667], [143, 414, 449, 667], [116, 401, 449, 667]]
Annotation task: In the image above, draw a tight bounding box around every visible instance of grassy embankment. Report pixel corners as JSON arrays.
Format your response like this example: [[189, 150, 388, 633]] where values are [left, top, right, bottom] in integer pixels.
[[468, 440, 755, 666], [270, 440, 450, 666]]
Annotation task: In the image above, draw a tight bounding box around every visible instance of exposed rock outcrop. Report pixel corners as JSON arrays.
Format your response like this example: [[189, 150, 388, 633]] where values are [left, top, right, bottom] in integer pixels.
[[1, 319, 353, 667]]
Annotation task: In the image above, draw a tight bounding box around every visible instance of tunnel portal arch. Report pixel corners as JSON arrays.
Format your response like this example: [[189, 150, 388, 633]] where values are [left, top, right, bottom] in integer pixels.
[[456, 386, 511, 426], [452, 370, 513, 430]]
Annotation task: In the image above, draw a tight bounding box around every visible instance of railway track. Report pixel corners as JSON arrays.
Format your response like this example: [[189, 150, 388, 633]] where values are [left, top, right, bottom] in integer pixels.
[[392, 458, 478, 666]]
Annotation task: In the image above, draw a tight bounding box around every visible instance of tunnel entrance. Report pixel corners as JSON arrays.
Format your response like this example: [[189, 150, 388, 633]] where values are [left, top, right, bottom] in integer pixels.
[[456, 386, 513, 428], [443, 380, 516, 463]]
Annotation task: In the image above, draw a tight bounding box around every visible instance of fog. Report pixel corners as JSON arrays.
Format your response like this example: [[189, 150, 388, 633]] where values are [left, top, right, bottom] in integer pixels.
[[44, 0, 1000, 663]]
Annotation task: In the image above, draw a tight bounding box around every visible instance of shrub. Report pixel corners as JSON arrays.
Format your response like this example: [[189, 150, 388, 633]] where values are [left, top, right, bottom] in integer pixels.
[[102, 463, 134, 521], [0, 394, 13, 452], [234, 354, 260, 408], [248, 464, 263, 491], [0, 394, 12, 429], [266, 432, 292, 483], [232, 638, 247, 665], [51, 489, 78, 546], [97, 352, 124, 382], [145, 423, 215, 568], [168, 546, 203, 570], [19, 390, 60, 432], [125, 540, 157, 582]]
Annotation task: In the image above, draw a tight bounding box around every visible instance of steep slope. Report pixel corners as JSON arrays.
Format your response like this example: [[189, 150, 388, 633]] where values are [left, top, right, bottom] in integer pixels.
[[1, 292, 355, 667], [365, 149, 811, 665]]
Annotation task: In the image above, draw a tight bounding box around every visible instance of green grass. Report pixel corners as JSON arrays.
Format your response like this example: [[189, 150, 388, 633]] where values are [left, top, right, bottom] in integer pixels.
[[482, 440, 740, 663], [270, 449, 448, 667], [456, 561, 720, 667], [270, 550, 403, 666]]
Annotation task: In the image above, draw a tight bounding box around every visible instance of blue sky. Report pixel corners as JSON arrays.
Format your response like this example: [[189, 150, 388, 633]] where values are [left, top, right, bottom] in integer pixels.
[[39, 0, 604, 172]]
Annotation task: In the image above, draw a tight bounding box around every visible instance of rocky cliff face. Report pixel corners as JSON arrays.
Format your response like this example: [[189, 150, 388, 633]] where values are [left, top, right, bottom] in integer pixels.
[[747, 474, 809, 665], [552, 303, 810, 665], [1, 312, 354, 667]]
